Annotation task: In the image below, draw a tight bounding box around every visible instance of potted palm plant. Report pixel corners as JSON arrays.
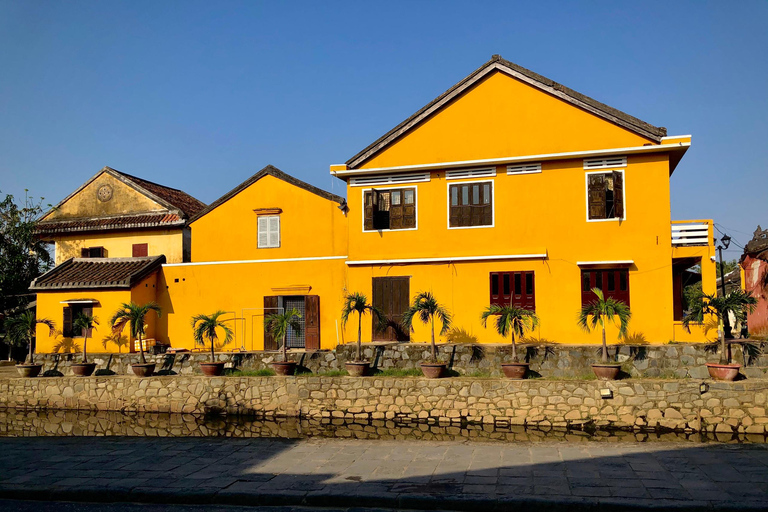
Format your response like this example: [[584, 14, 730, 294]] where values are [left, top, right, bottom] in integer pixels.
[[71, 313, 98, 377], [481, 304, 539, 379], [402, 291, 452, 378], [340, 292, 386, 376], [684, 289, 757, 381], [578, 288, 631, 380], [5, 311, 55, 378], [264, 308, 302, 376], [110, 301, 162, 377], [191, 310, 234, 376]]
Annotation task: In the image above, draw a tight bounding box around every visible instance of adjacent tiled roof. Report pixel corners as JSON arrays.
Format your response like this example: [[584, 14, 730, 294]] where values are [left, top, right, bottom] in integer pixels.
[[189, 165, 345, 223], [29, 256, 165, 291], [346, 55, 668, 169], [114, 170, 207, 218], [36, 213, 184, 236]]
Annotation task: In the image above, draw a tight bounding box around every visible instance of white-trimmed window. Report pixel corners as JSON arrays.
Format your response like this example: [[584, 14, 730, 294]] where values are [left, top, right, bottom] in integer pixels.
[[258, 215, 281, 248], [586, 170, 625, 221]]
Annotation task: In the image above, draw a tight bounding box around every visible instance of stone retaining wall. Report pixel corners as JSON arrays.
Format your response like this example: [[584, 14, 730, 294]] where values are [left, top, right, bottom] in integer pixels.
[[2, 375, 768, 434], [34, 340, 768, 379]]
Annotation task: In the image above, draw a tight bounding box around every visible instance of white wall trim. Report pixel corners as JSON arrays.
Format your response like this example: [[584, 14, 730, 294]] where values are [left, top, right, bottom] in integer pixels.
[[576, 260, 634, 266], [445, 167, 496, 180], [446, 179, 495, 230], [349, 172, 430, 187], [507, 163, 542, 175], [585, 169, 627, 223], [346, 253, 547, 266], [361, 185, 419, 233], [330, 140, 691, 177], [660, 134, 692, 141], [163, 255, 348, 267]]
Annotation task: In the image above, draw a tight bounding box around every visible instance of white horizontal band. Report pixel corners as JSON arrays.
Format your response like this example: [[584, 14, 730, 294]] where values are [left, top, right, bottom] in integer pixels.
[[163, 255, 348, 267], [346, 253, 548, 266]]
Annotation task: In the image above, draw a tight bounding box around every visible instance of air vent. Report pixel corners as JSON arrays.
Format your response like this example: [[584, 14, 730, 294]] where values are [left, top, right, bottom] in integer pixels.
[[445, 168, 496, 180], [349, 172, 430, 187], [583, 156, 627, 169], [507, 163, 541, 175]]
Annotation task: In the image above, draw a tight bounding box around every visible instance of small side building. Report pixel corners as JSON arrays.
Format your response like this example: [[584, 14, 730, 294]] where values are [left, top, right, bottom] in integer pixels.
[[741, 226, 768, 337]]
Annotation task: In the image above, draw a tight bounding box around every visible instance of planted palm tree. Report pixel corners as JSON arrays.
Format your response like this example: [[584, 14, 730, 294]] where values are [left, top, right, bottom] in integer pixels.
[[341, 292, 386, 376], [71, 313, 99, 376], [481, 304, 539, 379], [110, 301, 162, 377], [402, 292, 452, 378], [264, 308, 302, 375], [684, 289, 757, 380], [5, 311, 55, 377], [191, 311, 234, 376], [577, 288, 631, 380]]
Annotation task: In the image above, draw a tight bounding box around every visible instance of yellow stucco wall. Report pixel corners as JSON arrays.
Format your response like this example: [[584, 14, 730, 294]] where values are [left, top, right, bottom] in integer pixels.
[[42, 172, 166, 221], [190, 174, 348, 262], [359, 70, 654, 170], [53, 230, 184, 265]]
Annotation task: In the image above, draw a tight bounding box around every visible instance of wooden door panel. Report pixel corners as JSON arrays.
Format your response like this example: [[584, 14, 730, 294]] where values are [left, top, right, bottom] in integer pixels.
[[372, 277, 410, 341]]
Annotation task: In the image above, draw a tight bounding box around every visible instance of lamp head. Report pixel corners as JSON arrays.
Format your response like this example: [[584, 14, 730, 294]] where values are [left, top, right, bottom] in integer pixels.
[[721, 234, 731, 250]]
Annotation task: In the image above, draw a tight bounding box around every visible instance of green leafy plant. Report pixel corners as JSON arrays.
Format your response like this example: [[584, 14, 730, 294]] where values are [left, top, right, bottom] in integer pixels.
[[402, 291, 452, 363], [577, 288, 631, 364], [374, 367, 423, 377], [72, 313, 98, 363], [684, 290, 757, 364], [4, 311, 55, 364], [340, 292, 386, 362], [191, 311, 234, 363], [110, 302, 161, 365], [264, 308, 302, 363], [481, 305, 539, 363]]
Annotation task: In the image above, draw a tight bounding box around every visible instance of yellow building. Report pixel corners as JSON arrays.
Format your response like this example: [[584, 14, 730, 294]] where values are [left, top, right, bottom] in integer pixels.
[[32, 56, 716, 354]]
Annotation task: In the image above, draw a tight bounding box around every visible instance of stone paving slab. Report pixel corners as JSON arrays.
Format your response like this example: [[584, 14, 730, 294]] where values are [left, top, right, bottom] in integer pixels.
[[0, 437, 767, 511]]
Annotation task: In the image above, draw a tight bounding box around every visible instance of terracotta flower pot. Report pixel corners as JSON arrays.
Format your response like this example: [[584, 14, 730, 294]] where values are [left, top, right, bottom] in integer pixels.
[[420, 363, 446, 378], [199, 362, 225, 377], [71, 362, 96, 377], [271, 361, 297, 376], [15, 364, 42, 378], [131, 363, 155, 377], [345, 361, 369, 377], [706, 363, 740, 381], [591, 363, 621, 380], [501, 362, 529, 379]]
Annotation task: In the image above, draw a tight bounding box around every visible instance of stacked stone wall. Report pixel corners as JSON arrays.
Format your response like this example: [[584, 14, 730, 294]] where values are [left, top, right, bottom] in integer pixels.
[[2, 375, 768, 435]]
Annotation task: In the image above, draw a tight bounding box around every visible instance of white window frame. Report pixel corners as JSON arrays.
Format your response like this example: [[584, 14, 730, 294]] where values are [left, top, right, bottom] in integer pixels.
[[361, 185, 419, 233], [445, 167, 497, 180], [446, 179, 495, 230], [507, 163, 542, 175], [585, 169, 626, 223], [257, 215, 281, 248]]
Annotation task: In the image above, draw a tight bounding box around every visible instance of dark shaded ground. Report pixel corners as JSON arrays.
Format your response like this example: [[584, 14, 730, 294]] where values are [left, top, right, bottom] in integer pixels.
[[1, 436, 767, 511]]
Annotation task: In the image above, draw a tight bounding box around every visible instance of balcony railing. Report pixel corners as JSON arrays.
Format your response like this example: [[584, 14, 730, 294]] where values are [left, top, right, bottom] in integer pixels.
[[671, 220, 712, 247]]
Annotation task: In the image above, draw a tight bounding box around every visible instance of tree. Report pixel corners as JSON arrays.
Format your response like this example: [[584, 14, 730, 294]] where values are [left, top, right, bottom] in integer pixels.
[[402, 292, 452, 362], [72, 313, 98, 363], [4, 311, 55, 364], [191, 311, 234, 362], [577, 288, 631, 364], [0, 191, 53, 315], [110, 302, 161, 365], [684, 290, 757, 364], [264, 308, 302, 363], [340, 292, 386, 362], [481, 305, 539, 363]]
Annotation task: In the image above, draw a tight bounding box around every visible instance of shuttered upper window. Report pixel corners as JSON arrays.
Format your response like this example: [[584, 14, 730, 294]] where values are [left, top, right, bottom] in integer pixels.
[[587, 171, 624, 220], [490, 271, 535, 311], [364, 188, 416, 231], [257, 215, 280, 248], [449, 181, 492, 228]]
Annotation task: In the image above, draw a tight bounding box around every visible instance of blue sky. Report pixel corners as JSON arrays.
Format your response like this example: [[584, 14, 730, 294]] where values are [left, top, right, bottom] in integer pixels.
[[1, 1, 766, 258]]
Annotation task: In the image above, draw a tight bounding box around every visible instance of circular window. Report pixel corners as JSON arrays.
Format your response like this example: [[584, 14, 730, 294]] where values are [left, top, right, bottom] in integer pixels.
[[97, 184, 113, 202]]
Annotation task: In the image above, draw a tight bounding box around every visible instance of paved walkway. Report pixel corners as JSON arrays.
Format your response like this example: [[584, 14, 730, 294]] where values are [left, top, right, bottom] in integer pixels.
[[1, 436, 767, 511]]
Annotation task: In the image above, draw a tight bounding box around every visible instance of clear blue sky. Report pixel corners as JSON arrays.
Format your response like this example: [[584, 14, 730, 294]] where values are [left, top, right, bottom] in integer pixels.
[[1, 1, 766, 258]]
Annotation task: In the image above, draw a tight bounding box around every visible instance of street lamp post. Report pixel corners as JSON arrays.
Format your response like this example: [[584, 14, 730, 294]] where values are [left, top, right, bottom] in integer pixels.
[[717, 234, 732, 339]]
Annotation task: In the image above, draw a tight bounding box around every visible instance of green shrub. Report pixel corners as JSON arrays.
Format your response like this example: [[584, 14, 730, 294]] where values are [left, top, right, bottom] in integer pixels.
[[374, 367, 423, 377], [228, 368, 276, 377]]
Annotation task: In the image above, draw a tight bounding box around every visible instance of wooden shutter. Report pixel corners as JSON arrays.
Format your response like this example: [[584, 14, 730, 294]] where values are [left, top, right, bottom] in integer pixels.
[[482, 182, 492, 226], [588, 174, 606, 219], [82, 306, 94, 337], [403, 188, 416, 228], [81, 248, 90, 258], [304, 295, 320, 350], [449, 185, 459, 227], [257, 217, 269, 248], [268, 216, 280, 247], [612, 171, 624, 219], [372, 277, 410, 341], [263, 296, 279, 350], [364, 191, 374, 231], [389, 190, 403, 230], [132, 243, 148, 257], [460, 184, 471, 227], [63, 308, 73, 337]]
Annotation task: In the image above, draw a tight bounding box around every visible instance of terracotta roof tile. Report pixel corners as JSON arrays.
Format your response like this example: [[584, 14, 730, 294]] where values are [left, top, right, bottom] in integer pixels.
[[35, 213, 184, 236], [29, 256, 165, 291], [116, 171, 207, 217]]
